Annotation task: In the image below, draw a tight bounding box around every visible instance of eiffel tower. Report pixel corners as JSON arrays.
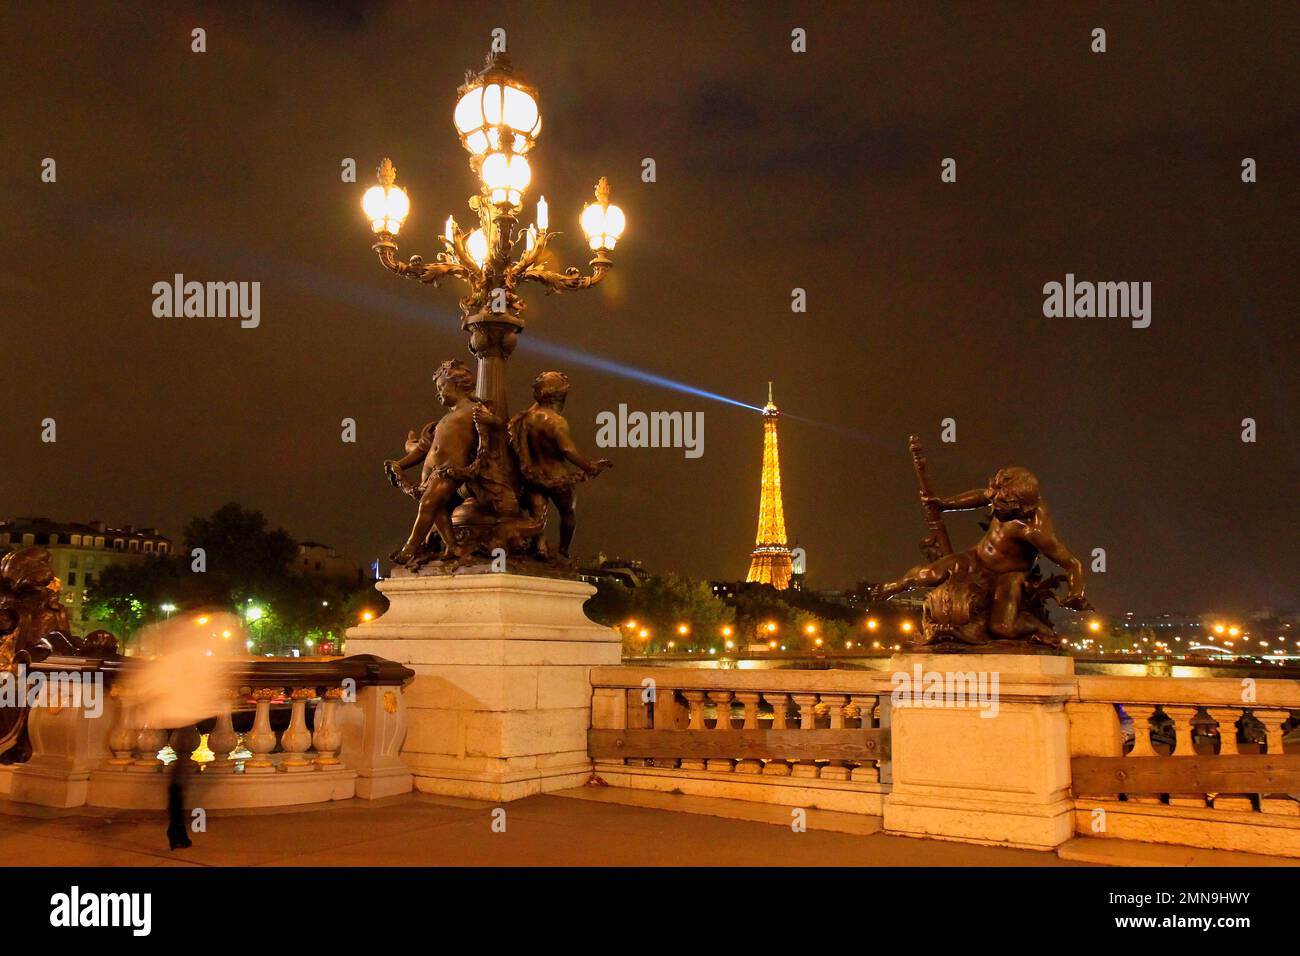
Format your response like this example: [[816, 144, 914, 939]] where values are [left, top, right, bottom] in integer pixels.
[[745, 382, 793, 589]]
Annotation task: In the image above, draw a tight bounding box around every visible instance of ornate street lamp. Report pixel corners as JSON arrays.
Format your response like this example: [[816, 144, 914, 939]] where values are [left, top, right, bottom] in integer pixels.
[[362, 48, 625, 415]]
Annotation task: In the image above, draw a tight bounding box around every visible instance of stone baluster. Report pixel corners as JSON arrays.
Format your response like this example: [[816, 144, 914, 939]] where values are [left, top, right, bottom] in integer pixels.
[[679, 691, 708, 770], [279, 687, 315, 772], [790, 693, 820, 778], [625, 686, 654, 768], [105, 690, 138, 770], [819, 694, 851, 780], [207, 690, 240, 773], [129, 723, 168, 773], [1124, 704, 1162, 803], [735, 692, 762, 774], [850, 694, 880, 783], [1165, 705, 1207, 807], [244, 687, 280, 773], [1256, 709, 1299, 816], [706, 690, 735, 772], [313, 688, 344, 767], [169, 725, 201, 773], [651, 688, 684, 768], [1207, 706, 1252, 811], [762, 692, 792, 776]]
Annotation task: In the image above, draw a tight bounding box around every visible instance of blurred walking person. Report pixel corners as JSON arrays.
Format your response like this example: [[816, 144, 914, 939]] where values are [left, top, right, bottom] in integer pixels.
[[121, 611, 239, 849]]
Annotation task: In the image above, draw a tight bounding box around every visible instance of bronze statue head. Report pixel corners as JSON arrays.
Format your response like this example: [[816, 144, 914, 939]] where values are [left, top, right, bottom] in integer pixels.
[[0, 547, 56, 593], [432, 359, 477, 406], [532, 370, 570, 408], [989, 466, 1041, 518]]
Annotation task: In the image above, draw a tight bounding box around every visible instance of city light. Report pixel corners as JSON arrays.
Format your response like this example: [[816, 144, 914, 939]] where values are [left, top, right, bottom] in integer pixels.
[[360, 610, 374, 622], [866, 618, 879, 631], [765, 621, 777, 633], [1088, 620, 1102, 633], [901, 621, 914, 634], [677, 623, 689, 636]]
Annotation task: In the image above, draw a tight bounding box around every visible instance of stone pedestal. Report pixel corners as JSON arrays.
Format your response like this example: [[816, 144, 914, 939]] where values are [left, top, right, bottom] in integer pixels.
[[883, 652, 1075, 850], [345, 571, 620, 802]]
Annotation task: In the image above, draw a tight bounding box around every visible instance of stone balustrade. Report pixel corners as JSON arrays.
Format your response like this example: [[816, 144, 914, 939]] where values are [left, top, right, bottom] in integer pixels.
[[588, 666, 892, 814], [1068, 673, 1300, 855], [0, 654, 414, 810]]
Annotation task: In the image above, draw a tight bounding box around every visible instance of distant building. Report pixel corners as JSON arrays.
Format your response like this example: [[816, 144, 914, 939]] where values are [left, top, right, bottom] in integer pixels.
[[293, 541, 364, 587], [710, 580, 742, 599], [0, 517, 172, 637], [578, 554, 650, 588]]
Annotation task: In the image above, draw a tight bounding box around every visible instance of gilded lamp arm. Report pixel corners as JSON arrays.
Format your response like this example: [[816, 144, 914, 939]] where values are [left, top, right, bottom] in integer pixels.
[[517, 247, 612, 294], [373, 239, 478, 288]]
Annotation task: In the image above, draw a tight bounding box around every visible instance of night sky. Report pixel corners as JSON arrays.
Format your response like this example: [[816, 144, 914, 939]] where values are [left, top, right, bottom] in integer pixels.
[[3, 2, 1296, 615]]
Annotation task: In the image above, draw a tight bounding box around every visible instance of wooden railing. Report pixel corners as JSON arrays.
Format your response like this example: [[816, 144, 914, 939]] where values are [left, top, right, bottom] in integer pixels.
[[588, 667, 892, 814], [1068, 674, 1300, 855]]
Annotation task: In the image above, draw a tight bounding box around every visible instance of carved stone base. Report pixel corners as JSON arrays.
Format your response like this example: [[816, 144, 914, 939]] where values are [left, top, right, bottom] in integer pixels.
[[345, 571, 620, 802], [883, 653, 1076, 850]]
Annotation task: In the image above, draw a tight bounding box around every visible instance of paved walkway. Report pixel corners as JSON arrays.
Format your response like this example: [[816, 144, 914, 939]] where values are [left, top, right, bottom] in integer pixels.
[[0, 790, 1083, 867]]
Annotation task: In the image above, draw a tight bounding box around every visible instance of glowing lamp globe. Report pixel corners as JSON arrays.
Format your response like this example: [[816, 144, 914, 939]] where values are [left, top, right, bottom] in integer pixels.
[[453, 53, 542, 156], [480, 151, 531, 206], [362, 159, 410, 235], [580, 177, 625, 251], [465, 228, 489, 268]]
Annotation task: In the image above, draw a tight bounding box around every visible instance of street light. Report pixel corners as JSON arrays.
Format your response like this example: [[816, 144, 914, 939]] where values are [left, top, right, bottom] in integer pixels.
[[363, 46, 625, 416]]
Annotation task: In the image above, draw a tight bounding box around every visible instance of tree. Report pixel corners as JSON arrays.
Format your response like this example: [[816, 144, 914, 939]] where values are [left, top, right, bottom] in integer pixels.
[[586, 573, 733, 654], [84, 555, 187, 645], [87, 503, 377, 655]]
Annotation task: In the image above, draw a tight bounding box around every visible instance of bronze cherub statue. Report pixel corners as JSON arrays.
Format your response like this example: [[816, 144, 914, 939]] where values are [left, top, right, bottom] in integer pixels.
[[0, 546, 118, 762], [509, 371, 612, 562], [871, 437, 1088, 650], [383, 362, 608, 571]]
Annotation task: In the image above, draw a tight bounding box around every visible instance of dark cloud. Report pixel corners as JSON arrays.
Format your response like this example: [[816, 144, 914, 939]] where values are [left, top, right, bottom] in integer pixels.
[[1, 2, 1296, 615]]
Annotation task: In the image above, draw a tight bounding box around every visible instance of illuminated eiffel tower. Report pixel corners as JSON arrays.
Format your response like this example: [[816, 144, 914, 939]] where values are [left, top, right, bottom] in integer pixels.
[[745, 382, 793, 589]]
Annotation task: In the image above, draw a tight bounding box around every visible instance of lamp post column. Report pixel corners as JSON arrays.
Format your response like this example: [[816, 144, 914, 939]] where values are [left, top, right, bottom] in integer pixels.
[[464, 310, 521, 416]]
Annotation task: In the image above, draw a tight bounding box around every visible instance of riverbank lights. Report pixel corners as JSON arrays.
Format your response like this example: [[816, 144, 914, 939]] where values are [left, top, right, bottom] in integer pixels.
[[580, 177, 625, 251], [453, 55, 541, 157], [362, 159, 410, 235]]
